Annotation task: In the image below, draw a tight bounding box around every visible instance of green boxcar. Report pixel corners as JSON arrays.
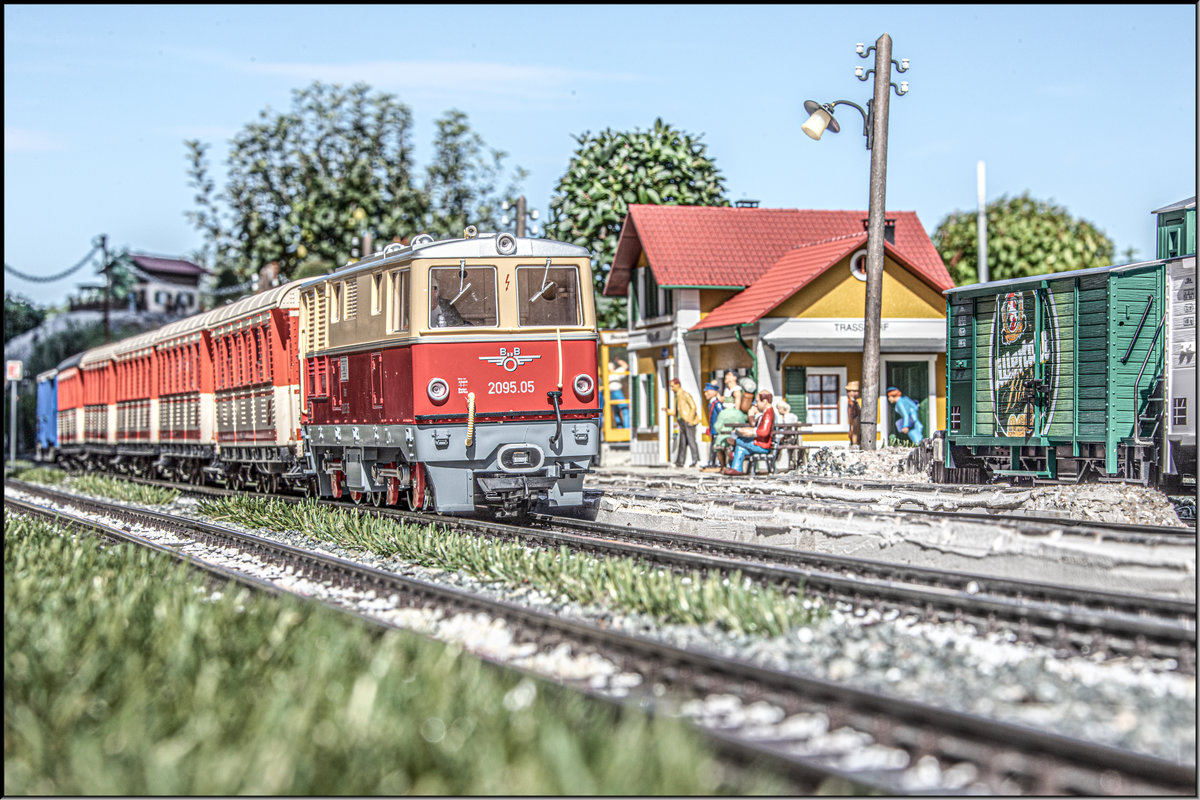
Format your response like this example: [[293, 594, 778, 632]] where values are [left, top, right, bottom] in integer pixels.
[[942, 261, 1166, 483]]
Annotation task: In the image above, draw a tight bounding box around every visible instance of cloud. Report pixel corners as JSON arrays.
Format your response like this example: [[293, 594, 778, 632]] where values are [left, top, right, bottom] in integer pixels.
[[4, 127, 65, 152]]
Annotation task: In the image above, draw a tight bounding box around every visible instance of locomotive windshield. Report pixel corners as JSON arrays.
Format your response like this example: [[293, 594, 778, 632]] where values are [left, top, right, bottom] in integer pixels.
[[429, 265, 497, 328], [517, 264, 580, 327]]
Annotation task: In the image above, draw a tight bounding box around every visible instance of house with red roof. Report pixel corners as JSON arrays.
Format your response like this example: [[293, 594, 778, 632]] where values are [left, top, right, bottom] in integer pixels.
[[120, 254, 209, 315], [601, 203, 954, 466]]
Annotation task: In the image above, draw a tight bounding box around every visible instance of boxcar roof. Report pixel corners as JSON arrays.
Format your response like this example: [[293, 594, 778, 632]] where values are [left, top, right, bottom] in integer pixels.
[[35, 368, 58, 382], [944, 259, 1163, 297], [55, 352, 84, 372], [205, 279, 303, 328]]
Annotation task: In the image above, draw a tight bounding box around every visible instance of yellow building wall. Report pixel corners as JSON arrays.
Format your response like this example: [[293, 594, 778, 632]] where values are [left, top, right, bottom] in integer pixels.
[[775, 255, 945, 319]]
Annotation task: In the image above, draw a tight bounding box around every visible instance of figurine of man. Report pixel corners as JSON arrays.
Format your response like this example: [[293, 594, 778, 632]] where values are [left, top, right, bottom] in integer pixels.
[[845, 380, 862, 449], [886, 386, 924, 444]]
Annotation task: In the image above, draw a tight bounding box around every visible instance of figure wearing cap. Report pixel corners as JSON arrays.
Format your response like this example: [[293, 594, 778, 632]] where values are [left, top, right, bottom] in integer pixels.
[[886, 386, 924, 445], [701, 382, 724, 468], [845, 380, 862, 448]]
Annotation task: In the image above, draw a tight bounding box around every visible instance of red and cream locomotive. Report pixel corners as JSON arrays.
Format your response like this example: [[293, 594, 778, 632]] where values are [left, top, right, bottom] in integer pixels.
[[51, 228, 602, 516]]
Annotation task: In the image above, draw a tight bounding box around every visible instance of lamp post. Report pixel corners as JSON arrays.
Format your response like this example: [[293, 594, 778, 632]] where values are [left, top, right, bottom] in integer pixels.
[[801, 33, 909, 451], [501, 195, 539, 238]]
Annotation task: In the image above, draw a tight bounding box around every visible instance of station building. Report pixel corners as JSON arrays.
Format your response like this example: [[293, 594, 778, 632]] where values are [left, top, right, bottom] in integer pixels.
[[601, 204, 955, 466]]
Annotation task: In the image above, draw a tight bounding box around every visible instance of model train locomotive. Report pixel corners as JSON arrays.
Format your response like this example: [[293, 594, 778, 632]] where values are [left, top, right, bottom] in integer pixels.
[[937, 196, 1196, 489], [34, 229, 602, 516]]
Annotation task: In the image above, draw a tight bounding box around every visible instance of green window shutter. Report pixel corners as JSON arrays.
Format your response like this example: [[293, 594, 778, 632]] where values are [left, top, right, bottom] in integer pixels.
[[631, 376, 640, 429], [784, 366, 807, 422]]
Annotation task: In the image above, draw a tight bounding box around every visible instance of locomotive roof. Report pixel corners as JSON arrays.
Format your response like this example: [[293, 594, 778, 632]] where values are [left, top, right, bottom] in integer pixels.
[[298, 232, 590, 289], [944, 259, 1164, 297]]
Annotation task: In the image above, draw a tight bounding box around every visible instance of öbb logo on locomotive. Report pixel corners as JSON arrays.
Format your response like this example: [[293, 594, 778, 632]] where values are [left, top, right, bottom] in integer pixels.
[[480, 346, 541, 373]]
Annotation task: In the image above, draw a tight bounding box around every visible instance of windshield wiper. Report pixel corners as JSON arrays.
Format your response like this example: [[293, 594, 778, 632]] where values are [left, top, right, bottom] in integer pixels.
[[449, 259, 471, 305], [531, 258, 555, 302]]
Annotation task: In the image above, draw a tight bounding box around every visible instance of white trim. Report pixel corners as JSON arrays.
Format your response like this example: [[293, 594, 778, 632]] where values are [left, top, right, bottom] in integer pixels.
[[802, 366, 849, 433], [760, 317, 946, 352]]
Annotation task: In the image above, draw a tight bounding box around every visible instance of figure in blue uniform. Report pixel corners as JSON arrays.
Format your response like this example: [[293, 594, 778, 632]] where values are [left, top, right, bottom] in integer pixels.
[[886, 386, 924, 444]]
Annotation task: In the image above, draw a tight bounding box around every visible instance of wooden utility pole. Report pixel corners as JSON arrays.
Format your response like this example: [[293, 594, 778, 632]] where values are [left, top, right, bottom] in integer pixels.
[[100, 234, 110, 343]]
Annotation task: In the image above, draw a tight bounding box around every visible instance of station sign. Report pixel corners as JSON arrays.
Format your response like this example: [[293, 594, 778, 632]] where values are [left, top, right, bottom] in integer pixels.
[[6, 361, 22, 382]]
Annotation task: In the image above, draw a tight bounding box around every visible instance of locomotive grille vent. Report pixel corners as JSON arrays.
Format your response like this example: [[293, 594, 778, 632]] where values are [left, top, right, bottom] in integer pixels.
[[345, 281, 358, 320]]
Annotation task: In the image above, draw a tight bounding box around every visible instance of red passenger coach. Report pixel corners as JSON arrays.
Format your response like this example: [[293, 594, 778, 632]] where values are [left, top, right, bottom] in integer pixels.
[[206, 282, 303, 491], [298, 229, 601, 515]]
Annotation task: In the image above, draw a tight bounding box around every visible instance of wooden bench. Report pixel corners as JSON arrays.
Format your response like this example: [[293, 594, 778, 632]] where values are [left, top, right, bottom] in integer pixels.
[[743, 422, 809, 475]]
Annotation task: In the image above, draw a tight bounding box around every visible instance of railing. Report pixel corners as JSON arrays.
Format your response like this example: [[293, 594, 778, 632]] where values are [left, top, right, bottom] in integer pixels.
[[1131, 317, 1164, 447]]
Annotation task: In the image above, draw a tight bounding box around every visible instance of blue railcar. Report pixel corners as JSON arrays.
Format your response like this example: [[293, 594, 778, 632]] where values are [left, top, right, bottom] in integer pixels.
[[34, 368, 58, 461]]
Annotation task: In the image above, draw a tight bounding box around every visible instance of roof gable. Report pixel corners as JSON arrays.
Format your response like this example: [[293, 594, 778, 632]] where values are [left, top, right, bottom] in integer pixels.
[[604, 204, 951, 296], [691, 234, 953, 332]]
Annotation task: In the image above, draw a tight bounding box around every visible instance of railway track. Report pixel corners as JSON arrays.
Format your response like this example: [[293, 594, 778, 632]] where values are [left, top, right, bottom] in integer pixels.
[[6, 484, 1195, 795], [13, 474, 1196, 669]]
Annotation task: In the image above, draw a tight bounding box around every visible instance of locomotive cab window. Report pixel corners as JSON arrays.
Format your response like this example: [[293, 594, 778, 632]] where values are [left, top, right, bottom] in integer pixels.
[[429, 265, 496, 328], [517, 264, 580, 327], [388, 269, 410, 333]]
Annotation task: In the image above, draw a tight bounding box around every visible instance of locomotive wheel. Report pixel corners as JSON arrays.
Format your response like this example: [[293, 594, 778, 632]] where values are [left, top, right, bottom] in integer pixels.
[[349, 489, 364, 504], [406, 464, 427, 511], [369, 490, 384, 507], [330, 471, 343, 500]]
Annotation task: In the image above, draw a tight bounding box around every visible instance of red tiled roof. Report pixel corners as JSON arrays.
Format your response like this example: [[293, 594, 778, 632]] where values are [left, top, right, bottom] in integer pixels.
[[691, 233, 954, 332], [129, 254, 208, 277], [604, 204, 950, 296]]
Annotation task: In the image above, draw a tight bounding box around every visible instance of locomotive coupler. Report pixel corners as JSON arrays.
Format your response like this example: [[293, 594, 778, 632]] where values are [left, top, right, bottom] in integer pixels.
[[547, 389, 563, 448]]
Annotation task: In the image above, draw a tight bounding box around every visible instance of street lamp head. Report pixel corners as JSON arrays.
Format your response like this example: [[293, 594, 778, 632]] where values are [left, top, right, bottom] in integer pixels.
[[801, 100, 840, 141]]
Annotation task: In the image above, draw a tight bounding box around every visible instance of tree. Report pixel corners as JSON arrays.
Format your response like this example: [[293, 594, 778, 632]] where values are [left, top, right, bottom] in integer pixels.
[[543, 119, 729, 328], [933, 193, 1115, 286], [184, 82, 524, 295], [426, 109, 527, 239], [4, 292, 45, 343]]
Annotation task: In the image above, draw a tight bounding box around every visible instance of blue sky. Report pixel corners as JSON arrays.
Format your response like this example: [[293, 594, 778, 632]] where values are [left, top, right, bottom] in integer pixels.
[[4, 4, 1196, 308]]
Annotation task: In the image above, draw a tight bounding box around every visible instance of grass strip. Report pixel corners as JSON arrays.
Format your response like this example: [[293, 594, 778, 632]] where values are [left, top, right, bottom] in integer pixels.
[[4, 511, 788, 795], [12, 467, 179, 505], [198, 496, 822, 637]]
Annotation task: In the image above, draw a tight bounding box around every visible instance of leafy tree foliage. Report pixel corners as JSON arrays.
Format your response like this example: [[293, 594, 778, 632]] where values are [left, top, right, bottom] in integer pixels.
[[4, 292, 45, 343], [543, 119, 729, 328], [426, 110, 526, 238], [185, 83, 523, 294], [933, 193, 1115, 286]]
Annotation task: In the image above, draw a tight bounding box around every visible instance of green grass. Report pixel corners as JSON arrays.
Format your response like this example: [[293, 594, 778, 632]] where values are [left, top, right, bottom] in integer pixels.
[[4, 512, 789, 795], [8, 465, 67, 486], [12, 466, 178, 505], [198, 496, 823, 637]]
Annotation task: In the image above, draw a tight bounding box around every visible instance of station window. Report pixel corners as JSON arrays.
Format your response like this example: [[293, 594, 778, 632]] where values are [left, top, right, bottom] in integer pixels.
[[516, 264, 580, 326], [429, 265, 496, 328], [806, 373, 841, 425]]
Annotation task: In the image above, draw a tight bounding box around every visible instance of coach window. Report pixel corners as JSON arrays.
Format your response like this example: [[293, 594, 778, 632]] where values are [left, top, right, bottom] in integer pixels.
[[388, 269, 410, 333], [517, 264, 580, 327], [428, 265, 497, 328]]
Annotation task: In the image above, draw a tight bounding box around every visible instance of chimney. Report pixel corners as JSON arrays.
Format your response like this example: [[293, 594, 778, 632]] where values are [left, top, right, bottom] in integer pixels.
[[862, 217, 896, 244]]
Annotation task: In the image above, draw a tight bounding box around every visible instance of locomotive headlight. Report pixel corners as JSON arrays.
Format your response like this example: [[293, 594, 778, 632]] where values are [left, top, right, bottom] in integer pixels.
[[572, 373, 595, 399], [427, 377, 450, 404]]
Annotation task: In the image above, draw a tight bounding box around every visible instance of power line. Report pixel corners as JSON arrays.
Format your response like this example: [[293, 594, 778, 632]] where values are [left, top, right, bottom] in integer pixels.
[[4, 244, 101, 283]]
